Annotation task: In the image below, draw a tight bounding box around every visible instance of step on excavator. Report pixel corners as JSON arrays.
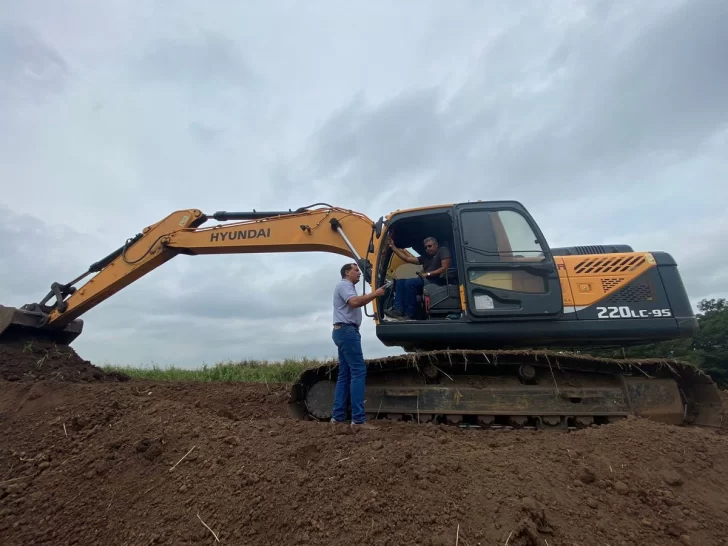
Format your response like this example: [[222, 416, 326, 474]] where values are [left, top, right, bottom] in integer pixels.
[[0, 201, 722, 429]]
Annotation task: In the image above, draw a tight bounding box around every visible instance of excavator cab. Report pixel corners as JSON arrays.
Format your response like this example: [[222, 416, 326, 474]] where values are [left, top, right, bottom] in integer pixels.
[[373, 200, 565, 350]]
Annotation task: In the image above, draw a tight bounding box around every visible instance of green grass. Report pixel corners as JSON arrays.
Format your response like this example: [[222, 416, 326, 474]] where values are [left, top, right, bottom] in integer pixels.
[[102, 357, 335, 383]]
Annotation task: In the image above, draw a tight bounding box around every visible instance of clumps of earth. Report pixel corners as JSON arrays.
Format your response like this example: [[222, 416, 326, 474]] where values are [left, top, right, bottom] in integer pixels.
[[0, 336, 129, 383], [1, 340, 727, 545]]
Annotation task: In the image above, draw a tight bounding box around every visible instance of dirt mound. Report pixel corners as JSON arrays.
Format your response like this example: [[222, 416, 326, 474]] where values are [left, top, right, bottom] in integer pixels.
[[0, 337, 129, 383], [1, 379, 727, 545]]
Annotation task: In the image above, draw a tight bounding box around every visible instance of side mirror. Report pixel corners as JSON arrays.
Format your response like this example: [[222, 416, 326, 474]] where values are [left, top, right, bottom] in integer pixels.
[[374, 217, 384, 238]]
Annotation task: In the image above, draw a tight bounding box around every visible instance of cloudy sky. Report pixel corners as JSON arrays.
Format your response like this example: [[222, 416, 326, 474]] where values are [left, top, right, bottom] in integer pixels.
[[1, 0, 726, 368]]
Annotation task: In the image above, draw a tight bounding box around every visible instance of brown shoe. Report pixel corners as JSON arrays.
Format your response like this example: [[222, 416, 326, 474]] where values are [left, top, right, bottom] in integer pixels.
[[350, 421, 376, 431]]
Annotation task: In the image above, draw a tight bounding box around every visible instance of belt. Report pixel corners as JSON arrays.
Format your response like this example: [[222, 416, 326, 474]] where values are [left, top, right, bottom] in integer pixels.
[[333, 323, 359, 330]]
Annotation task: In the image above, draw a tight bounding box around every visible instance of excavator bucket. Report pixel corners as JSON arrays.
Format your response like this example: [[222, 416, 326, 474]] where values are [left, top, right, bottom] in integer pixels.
[[0, 305, 83, 345]]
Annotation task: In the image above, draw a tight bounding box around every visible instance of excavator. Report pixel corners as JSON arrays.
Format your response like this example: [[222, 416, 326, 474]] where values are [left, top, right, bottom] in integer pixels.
[[0, 201, 722, 429]]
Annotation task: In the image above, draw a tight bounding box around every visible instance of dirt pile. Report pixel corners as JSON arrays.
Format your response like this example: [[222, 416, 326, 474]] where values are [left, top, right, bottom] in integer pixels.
[[1, 341, 727, 545], [0, 376, 725, 546], [0, 336, 129, 383]]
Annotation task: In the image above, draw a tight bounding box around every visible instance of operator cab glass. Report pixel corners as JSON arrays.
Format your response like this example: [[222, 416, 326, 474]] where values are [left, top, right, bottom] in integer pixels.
[[376, 201, 563, 324]]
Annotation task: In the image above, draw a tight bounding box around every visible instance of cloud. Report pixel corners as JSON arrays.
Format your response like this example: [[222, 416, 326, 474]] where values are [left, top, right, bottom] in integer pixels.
[[129, 31, 253, 88], [0, 21, 70, 105], [290, 0, 728, 209], [0, 205, 104, 300], [1, 0, 725, 367]]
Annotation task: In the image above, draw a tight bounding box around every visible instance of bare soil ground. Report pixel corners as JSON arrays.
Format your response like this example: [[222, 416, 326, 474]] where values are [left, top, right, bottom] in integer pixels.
[[1, 340, 727, 545]]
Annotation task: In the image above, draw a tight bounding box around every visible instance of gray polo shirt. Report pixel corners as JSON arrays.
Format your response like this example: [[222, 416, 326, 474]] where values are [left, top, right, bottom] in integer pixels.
[[333, 279, 362, 327]]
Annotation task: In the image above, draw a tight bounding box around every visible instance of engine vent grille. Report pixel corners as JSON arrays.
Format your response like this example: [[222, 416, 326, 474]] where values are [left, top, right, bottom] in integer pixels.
[[574, 255, 646, 275], [606, 282, 654, 304], [601, 278, 625, 292], [573, 245, 608, 255]]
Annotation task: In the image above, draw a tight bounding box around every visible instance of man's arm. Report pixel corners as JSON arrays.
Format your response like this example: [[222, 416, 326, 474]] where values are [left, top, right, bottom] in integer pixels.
[[387, 238, 419, 264], [341, 283, 386, 308], [423, 248, 452, 278], [426, 258, 452, 277]]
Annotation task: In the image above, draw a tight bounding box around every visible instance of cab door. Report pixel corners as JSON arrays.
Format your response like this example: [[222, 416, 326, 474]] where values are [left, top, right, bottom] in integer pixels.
[[452, 201, 563, 320]]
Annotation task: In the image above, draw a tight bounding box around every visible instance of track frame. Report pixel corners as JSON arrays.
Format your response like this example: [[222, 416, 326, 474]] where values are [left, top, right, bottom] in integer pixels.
[[288, 350, 723, 429]]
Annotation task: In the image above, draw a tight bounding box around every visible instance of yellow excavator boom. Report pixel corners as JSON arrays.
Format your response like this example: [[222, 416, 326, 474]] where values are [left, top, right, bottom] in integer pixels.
[[0, 204, 386, 342]]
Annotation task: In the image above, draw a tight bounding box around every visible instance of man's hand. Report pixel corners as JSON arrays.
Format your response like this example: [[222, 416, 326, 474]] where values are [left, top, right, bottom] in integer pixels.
[[387, 237, 419, 265], [348, 285, 387, 308]]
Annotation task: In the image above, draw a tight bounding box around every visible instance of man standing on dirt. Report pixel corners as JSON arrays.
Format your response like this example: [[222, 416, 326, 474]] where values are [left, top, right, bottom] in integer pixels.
[[331, 262, 385, 429]]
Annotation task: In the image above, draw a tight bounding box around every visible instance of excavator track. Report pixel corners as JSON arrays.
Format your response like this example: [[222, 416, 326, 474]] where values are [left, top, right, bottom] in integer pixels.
[[288, 349, 723, 430]]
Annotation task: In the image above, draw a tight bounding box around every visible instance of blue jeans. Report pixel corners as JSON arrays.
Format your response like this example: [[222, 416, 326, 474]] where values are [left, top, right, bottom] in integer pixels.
[[331, 325, 367, 424], [392, 277, 423, 317], [392, 277, 444, 317]]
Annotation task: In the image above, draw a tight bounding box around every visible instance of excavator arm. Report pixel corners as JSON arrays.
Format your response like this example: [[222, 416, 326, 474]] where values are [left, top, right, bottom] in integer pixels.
[[0, 204, 385, 344]]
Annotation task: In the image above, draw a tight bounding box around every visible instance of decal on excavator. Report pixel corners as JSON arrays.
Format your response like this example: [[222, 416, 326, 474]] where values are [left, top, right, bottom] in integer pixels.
[[209, 228, 271, 242], [596, 306, 672, 319]]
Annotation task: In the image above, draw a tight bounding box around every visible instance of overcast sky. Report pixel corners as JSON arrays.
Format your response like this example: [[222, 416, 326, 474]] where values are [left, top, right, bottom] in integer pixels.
[[1, 0, 726, 368]]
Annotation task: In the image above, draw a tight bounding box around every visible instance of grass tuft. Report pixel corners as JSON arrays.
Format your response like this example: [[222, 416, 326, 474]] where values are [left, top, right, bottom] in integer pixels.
[[102, 357, 335, 384]]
